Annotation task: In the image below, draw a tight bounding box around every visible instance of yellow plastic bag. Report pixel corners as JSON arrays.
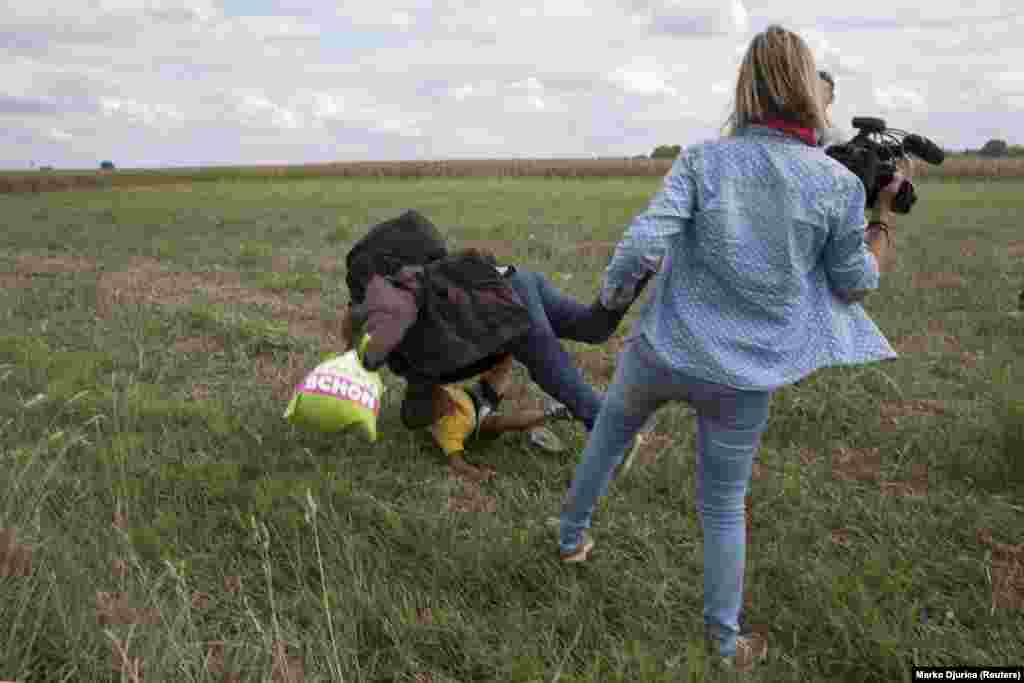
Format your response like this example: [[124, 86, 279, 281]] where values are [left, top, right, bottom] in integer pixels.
[[283, 336, 385, 442]]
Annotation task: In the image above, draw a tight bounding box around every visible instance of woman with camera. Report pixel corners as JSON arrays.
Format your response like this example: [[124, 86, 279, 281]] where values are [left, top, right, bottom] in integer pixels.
[[557, 25, 900, 671]]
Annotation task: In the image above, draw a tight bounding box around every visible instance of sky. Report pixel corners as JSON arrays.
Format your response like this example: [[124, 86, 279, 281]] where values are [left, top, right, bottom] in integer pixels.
[[1, 0, 1021, 169]]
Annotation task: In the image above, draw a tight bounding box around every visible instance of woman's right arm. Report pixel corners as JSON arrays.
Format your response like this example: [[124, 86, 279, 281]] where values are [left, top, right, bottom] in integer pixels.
[[600, 154, 694, 310]]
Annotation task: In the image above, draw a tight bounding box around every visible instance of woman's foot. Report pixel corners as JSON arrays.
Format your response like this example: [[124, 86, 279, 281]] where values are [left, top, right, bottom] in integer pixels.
[[559, 532, 595, 563], [706, 624, 768, 673]]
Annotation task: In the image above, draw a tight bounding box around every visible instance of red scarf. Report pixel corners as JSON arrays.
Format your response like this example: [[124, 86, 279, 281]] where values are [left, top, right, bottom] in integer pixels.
[[754, 117, 818, 147]]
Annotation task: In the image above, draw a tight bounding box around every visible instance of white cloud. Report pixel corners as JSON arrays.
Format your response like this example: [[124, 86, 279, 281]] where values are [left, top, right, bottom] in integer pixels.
[[990, 71, 1024, 94], [640, 0, 750, 36], [610, 69, 678, 97], [100, 96, 185, 127], [1, 0, 1022, 167], [873, 86, 926, 113], [236, 92, 304, 130], [451, 84, 475, 101]]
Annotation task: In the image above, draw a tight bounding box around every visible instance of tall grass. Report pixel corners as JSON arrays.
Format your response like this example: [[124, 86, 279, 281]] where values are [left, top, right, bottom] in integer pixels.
[[0, 175, 1021, 681]]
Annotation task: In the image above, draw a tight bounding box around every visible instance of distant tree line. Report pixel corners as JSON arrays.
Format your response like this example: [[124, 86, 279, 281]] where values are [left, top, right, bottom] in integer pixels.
[[643, 139, 1022, 159], [956, 140, 1024, 157]]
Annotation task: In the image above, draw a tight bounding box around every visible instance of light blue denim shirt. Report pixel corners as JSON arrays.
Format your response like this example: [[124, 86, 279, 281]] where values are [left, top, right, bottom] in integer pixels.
[[601, 125, 897, 391]]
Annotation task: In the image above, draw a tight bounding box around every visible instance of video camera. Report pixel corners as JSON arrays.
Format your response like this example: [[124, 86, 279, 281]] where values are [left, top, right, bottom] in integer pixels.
[[825, 117, 945, 214]]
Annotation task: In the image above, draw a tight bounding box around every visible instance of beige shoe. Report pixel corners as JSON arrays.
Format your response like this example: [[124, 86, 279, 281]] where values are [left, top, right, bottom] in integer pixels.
[[559, 533, 595, 563], [707, 626, 768, 673], [723, 632, 768, 673]]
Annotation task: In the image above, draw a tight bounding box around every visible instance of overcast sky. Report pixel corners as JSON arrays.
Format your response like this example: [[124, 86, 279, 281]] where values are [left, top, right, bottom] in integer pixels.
[[2, 1, 1021, 169]]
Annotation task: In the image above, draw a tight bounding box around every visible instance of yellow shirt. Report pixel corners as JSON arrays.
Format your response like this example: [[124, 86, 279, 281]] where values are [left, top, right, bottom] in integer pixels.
[[428, 386, 478, 458]]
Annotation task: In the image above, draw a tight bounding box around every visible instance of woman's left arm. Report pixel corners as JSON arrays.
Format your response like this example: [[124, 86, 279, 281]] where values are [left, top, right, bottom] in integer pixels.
[[600, 154, 696, 310]]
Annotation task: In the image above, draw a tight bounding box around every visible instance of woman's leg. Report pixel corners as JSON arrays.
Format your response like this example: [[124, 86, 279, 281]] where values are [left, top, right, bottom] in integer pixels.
[[559, 334, 676, 553], [687, 383, 771, 657]]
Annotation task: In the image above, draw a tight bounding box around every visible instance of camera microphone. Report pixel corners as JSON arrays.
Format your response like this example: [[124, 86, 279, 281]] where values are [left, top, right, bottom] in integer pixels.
[[903, 134, 945, 165]]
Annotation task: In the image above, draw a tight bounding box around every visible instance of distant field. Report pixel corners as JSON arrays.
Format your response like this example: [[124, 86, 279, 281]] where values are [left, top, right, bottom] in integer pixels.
[[3, 154, 1024, 194], [0, 176, 1021, 681]]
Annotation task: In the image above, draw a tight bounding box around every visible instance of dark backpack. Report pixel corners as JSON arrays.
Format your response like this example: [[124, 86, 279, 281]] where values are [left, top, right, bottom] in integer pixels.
[[345, 209, 449, 305], [387, 253, 532, 384]]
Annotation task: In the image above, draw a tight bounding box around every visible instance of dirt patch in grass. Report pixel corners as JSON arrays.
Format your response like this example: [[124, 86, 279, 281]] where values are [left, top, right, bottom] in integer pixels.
[[445, 478, 497, 513], [635, 431, 673, 466], [318, 256, 341, 273], [458, 239, 518, 260], [190, 384, 212, 402], [575, 350, 615, 384], [271, 255, 291, 273], [960, 240, 979, 258], [977, 528, 1024, 610], [911, 272, 966, 289], [254, 352, 308, 401], [880, 463, 929, 498], [95, 591, 161, 626], [830, 529, 853, 548], [271, 641, 305, 683], [798, 447, 819, 466], [573, 241, 617, 260], [1007, 241, 1024, 258], [0, 273, 34, 289], [174, 336, 226, 354], [959, 351, 981, 368], [894, 334, 961, 354], [0, 527, 34, 578], [880, 399, 947, 419], [15, 254, 98, 275], [96, 258, 343, 345], [831, 446, 881, 483], [110, 639, 145, 683]]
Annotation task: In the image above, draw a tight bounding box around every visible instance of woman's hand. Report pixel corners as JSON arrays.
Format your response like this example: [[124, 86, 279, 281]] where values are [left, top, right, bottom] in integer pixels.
[[875, 157, 914, 218]]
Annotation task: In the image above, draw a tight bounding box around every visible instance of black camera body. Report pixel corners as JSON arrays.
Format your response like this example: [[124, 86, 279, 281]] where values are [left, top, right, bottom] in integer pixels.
[[825, 117, 945, 214]]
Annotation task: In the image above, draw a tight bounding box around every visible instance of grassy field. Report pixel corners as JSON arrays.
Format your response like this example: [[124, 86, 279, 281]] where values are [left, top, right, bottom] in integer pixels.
[[0, 175, 1022, 682]]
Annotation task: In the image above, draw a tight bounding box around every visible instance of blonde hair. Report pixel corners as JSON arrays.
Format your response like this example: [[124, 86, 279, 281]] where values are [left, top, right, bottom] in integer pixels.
[[723, 25, 827, 136]]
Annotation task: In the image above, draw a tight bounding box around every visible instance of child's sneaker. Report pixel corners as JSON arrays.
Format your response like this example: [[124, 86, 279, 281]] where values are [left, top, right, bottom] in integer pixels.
[[559, 532, 595, 563], [543, 399, 573, 422]]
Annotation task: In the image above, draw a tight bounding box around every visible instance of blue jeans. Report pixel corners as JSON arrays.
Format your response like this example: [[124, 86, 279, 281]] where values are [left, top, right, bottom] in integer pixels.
[[559, 333, 772, 657], [505, 270, 620, 430]]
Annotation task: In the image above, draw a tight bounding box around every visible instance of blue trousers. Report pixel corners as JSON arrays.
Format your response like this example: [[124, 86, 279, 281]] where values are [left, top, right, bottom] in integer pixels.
[[504, 269, 621, 430], [559, 333, 772, 657]]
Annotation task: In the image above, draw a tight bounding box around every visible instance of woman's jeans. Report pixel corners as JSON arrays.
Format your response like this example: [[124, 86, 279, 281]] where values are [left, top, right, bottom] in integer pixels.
[[504, 270, 621, 430], [559, 333, 772, 657]]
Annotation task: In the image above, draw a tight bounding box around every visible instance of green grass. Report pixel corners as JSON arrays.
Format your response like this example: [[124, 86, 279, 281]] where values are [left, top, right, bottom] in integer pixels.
[[0, 176, 1022, 681]]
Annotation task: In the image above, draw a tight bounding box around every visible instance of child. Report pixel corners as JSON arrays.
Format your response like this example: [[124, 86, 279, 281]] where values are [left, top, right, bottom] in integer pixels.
[[418, 354, 570, 481]]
